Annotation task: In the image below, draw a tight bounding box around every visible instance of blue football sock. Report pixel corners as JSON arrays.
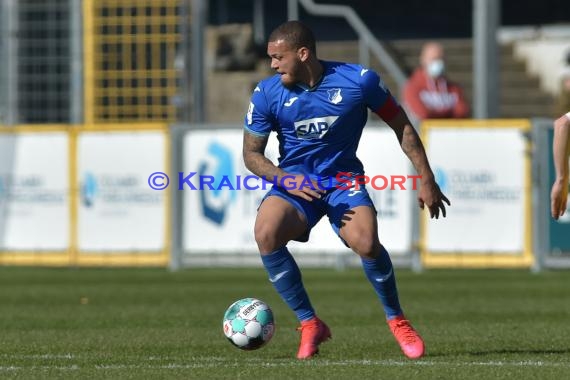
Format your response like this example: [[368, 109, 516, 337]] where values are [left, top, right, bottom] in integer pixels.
[[261, 247, 315, 322], [361, 245, 403, 320]]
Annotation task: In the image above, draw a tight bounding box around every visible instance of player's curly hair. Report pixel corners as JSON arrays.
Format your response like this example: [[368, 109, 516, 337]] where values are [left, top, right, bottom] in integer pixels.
[[268, 20, 317, 55]]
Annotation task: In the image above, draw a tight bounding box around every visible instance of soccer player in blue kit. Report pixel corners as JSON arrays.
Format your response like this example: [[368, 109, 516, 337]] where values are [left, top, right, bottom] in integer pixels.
[[243, 21, 450, 360]]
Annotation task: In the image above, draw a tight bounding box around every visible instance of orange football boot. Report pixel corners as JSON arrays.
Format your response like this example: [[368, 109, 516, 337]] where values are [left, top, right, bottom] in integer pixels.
[[388, 315, 425, 359], [296, 317, 332, 359]]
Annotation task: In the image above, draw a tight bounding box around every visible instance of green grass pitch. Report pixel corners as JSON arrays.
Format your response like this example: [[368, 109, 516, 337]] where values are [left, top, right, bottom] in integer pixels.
[[1, 266, 569, 379]]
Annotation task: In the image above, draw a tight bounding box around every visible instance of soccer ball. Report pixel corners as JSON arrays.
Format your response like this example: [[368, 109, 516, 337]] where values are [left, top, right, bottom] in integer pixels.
[[222, 297, 275, 350]]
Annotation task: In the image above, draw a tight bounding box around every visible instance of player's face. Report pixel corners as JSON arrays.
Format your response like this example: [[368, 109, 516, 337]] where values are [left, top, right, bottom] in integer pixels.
[[267, 39, 303, 88]]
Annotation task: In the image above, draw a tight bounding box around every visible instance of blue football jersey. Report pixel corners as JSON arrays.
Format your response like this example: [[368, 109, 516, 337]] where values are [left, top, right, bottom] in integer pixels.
[[244, 60, 400, 186]]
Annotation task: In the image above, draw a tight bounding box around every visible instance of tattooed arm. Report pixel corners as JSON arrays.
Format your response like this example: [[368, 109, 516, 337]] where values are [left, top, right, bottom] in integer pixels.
[[385, 107, 450, 218], [243, 132, 287, 181], [242, 131, 323, 201]]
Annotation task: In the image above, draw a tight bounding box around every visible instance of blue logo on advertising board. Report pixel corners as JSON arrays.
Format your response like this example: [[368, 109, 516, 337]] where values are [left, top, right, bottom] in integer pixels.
[[434, 167, 448, 193], [81, 172, 98, 207], [198, 141, 237, 225]]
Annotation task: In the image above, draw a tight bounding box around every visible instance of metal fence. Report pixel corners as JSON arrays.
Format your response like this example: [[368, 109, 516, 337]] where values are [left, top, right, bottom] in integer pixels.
[[20, 0, 74, 123], [0, 0, 73, 124], [0, 0, 184, 126], [84, 0, 182, 123]]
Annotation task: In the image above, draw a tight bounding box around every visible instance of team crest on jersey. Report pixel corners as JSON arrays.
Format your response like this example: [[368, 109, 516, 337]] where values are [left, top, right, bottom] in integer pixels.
[[327, 88, 343, 104], [294, 116, 339, 139]]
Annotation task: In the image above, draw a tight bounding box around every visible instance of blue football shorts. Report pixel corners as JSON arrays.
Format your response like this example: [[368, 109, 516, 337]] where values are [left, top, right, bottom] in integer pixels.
[[260, 185, 377, 243]]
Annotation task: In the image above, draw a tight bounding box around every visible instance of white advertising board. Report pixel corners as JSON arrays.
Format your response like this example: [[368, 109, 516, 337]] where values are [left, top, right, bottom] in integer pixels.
[[183, 127, 413, 255], [425, 128, 527, 253], [183, 130, 266, 253], [0, 133, 68, 250], [355, 128, 414, 254], [78, 132, 166, 250]]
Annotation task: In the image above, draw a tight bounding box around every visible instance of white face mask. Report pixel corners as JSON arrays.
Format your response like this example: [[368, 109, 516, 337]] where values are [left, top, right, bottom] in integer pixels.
[[427, 59, 445, 78]]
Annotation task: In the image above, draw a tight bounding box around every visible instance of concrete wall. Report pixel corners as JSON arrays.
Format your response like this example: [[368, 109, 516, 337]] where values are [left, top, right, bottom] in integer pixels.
[[501, 25, 570, 96]]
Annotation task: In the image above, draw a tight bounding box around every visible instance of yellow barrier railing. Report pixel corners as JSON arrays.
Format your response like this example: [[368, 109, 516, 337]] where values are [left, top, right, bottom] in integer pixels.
[[0, 123, 170, 267]]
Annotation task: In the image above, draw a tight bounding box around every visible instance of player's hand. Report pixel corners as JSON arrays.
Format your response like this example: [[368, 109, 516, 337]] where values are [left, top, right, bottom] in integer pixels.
[[282, 174, 325, 201], [418, 177, 450, 219], [551, 178, 568, 220]]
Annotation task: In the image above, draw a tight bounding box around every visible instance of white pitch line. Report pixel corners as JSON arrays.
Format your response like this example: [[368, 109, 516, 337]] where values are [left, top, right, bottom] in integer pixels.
[[0, 353, 75, 360], [0, 365, 80, 371], [1, 359, 570, 371]]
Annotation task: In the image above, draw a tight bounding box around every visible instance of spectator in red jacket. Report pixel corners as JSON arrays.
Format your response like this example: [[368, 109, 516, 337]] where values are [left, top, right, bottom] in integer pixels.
[[403, 42, 469, 122]]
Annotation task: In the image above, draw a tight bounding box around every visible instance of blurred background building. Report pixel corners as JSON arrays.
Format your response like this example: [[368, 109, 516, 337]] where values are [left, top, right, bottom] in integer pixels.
[[0, 0, 569, 126]]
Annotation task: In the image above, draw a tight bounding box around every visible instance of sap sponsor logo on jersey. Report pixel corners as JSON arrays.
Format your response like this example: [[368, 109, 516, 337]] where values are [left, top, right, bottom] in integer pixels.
[[294, 116, 339, 139]]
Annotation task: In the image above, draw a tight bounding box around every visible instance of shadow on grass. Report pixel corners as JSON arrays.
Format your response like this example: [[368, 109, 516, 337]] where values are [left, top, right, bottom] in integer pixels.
[[467, 348, 570, 356], [422, 348, 570, 358]]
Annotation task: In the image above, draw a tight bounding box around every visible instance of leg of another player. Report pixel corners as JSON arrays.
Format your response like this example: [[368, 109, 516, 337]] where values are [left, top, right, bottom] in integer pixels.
[[339, 205, 425, 359], [255, 196, 315, 322]]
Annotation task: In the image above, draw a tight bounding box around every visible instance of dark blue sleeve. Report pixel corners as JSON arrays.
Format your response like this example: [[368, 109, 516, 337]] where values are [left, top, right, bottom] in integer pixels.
[[244, 83, 273, 137], [359, 68, 401, 121]]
